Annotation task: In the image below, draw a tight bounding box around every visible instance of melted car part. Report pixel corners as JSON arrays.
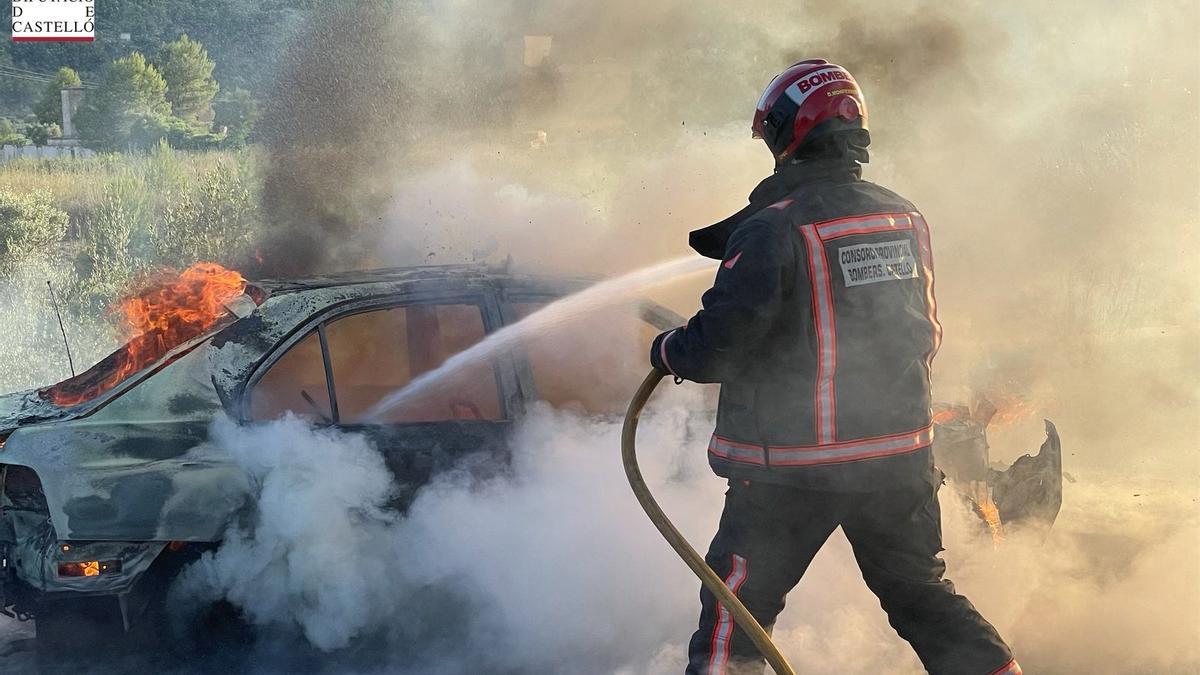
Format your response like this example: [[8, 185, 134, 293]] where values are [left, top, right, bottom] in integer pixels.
[[932, 403, 1063, 531], [989, 420, 1062, 526]]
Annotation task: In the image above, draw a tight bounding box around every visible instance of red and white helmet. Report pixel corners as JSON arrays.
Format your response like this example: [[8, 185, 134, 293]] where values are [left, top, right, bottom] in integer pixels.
[[752, 59, 868, 163]]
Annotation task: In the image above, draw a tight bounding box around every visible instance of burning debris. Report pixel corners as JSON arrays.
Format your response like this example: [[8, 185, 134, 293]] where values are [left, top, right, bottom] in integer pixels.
[[40, 263, 246, 407], [932, 397, 1063, 535]]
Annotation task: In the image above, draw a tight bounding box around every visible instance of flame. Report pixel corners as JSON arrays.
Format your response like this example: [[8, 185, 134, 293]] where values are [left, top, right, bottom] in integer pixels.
[[44, 263, 246, 406], [932, 395, 1037, 429], [970, 482, 1005, 545], [932, 407, 967, 425], [987, 394, 1037, 428], [977, 498, 1005, 544]]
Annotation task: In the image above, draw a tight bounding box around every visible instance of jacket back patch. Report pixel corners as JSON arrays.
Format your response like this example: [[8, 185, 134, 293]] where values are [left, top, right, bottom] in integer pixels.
[[837, 239, 918, 287]]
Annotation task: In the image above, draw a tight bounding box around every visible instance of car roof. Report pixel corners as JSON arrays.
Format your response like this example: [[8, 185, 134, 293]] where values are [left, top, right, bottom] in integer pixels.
[[251, 263, 598, 295]]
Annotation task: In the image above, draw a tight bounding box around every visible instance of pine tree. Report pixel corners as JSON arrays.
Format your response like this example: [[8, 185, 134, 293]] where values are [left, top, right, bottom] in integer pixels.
[[155, 35, 219, 127], [33, 67, 83, 126], [75, 53, 171, 151]]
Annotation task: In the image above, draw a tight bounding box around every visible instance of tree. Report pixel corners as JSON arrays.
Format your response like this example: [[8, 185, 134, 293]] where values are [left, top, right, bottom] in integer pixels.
[[33, 67, 82, 126], [155, 35, 219, 127], [213, 87, 259, 146], [0, 117, 28, 146], [75, 52, 171, 151]]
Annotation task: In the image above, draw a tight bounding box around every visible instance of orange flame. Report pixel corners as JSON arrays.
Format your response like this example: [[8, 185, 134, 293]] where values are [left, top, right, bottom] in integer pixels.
[[977, 499, 1005, 544], [932, 407, 968, 425], [970, 482, 1005, 545], [44, 263, 246, 406], [932, 395, 1036, 430], [986, 395, 1036, 428]]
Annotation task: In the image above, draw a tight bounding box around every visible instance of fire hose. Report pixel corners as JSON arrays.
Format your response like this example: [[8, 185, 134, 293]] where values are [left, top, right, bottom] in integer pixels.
[[622, 369, 797, 675]]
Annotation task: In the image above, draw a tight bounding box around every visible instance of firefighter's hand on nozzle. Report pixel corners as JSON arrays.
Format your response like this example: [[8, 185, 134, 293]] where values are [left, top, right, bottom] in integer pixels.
[[649, 331, 670, 373], [649, 330, 684, 384]]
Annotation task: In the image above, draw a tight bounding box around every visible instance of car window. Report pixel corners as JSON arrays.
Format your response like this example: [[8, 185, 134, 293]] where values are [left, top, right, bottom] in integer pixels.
[[324, 303, 501, 424], [512, 302, 662, 414], [251, 303, 502, 424], [250, 331, 333, 422]]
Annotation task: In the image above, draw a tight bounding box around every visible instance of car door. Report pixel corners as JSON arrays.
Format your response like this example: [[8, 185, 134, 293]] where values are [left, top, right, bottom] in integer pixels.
[[244, 287, 520, 506]]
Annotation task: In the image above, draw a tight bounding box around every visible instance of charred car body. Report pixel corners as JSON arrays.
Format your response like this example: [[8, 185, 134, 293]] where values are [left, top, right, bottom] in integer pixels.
[[0, 264, 1061, 645]]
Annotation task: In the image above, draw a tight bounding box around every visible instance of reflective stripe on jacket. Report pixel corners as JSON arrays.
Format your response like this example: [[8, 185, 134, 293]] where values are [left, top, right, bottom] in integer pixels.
[[651, 157, 941, 490]]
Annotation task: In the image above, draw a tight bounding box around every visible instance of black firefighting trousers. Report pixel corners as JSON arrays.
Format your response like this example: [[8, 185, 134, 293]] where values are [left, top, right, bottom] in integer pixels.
[[686, 476, 1015, 675]]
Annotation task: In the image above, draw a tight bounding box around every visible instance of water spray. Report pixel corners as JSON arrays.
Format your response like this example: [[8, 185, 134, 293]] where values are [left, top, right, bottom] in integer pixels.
[[363, 255, 714, 422], [622, 370, 796, 675]]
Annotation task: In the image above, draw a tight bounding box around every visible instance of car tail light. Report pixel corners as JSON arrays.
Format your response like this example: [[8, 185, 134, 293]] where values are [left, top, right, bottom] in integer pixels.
[[57, 560, 122, 577]]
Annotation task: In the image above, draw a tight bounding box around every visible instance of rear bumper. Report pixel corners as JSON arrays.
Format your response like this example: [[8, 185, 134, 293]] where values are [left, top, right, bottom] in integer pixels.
[[7, 524, 166, 597]]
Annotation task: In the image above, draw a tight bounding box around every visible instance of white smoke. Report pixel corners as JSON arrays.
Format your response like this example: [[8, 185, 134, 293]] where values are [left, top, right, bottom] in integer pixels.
[[172, 385, 725, 672], [172, 387, 1200, 673], [172, 415, 405, 652]]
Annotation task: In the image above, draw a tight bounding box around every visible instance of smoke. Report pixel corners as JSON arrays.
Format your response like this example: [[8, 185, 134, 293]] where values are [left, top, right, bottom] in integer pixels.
[[251, 0, 1199, 473], [175, 389, 1198, 673], [179, 2, 1198, 669], [171, 416, 403, 652], [2, 0, 1196, 669], [172, 388, 724, 672]]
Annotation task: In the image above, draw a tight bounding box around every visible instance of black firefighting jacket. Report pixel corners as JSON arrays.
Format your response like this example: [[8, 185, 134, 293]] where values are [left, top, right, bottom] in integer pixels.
[[651, 156, 942, 491]]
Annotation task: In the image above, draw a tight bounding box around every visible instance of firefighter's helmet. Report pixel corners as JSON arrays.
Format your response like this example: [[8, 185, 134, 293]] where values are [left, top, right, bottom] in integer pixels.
[[752, 59, 867, 163]]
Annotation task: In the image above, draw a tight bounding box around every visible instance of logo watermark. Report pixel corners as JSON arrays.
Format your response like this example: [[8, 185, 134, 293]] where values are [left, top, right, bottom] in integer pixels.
[[12, 0, 95, 42]]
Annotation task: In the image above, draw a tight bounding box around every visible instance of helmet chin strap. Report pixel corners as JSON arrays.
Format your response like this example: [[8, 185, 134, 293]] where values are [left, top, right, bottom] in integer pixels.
[[777, 126, 871, 167]]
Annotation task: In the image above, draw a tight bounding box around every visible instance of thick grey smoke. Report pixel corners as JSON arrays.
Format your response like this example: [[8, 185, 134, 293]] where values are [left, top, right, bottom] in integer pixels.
[[255, 0, 1200, 481]]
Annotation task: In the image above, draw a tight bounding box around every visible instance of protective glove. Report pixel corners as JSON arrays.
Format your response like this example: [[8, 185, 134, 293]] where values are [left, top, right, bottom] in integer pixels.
[[649, 328, 684, 383]]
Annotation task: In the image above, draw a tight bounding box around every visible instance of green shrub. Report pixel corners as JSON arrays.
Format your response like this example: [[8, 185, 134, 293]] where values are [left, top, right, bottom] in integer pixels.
[[0, 118, 29, 146], [213, 88, 260, 147], [1, 148, 264, 313], [0, 189, 69, 275], [72, 182, 140, 311], [27, 122, 63, 146], [155, 159, 259, 267]]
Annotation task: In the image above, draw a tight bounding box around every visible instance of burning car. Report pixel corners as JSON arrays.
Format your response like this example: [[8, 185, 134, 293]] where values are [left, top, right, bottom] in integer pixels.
[[0, 262, 1061, 648]]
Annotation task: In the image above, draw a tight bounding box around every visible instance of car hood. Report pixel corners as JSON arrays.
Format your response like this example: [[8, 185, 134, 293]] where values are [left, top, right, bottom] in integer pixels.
[[0, 387, 76, 436]]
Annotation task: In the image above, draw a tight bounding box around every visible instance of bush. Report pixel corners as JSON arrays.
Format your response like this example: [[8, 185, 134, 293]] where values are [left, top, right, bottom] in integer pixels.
[[65, 147, 263, 309], [213, 88, 260, 147], [0, 118, 29, 146], [155, 159, 260, 267], [72, 177, 144, 311], [27, 122, 63, 146], [0, 189, 69, 276], [126, 115, 225, 152]]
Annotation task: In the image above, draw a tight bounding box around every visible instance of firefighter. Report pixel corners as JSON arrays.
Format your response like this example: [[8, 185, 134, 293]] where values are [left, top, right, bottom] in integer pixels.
[[650, 60, 1021, 675]]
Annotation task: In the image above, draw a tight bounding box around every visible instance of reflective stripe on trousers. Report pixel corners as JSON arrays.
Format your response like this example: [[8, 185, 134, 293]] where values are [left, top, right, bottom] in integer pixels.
[[708, 554, 749, 674], [708, 425, 934, 467]]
